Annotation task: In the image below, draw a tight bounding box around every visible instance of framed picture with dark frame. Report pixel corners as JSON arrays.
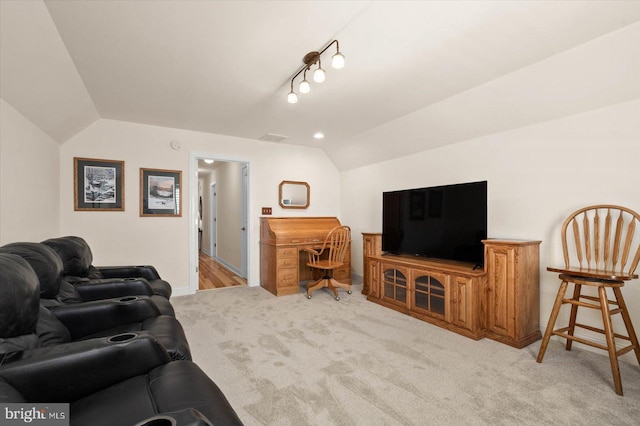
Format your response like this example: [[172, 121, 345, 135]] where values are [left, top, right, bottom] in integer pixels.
[[140, 168, 182, 217], [74, 157, 125, 211]]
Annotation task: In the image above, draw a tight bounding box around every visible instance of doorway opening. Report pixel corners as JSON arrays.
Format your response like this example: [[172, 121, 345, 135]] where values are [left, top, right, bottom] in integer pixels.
[[191, 155, 249, 292]]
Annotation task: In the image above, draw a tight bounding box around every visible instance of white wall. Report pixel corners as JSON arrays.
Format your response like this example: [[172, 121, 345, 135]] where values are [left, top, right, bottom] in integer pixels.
[[59, 119, 341, 294], [341, 99, 640, 360], [0, 99, 60, 244]]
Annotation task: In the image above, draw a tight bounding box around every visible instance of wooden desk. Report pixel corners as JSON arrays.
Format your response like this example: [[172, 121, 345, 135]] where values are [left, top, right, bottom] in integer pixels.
[[260, 217, 351, 296]]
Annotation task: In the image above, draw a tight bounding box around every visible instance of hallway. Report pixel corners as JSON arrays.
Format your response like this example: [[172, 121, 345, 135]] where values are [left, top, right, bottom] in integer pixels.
[[198, 251, 247, 290]]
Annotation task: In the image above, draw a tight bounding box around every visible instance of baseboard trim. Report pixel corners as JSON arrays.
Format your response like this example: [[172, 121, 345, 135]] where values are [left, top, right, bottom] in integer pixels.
[[215, 256, 243, 277], [171, 286, 194, 297]]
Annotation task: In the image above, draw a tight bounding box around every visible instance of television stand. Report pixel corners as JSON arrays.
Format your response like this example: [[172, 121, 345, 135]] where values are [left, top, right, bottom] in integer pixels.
[[361, 234, 542, 347]]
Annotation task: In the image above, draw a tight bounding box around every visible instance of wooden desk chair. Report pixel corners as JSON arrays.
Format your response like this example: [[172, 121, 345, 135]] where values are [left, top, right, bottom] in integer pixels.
[[536, 205, 640, 395], [304, 226, 351, 301]]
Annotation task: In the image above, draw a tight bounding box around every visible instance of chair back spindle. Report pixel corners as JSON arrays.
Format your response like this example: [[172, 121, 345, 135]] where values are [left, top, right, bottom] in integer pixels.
[[561, 205, 640, 274], [307, 226, 350, 267]]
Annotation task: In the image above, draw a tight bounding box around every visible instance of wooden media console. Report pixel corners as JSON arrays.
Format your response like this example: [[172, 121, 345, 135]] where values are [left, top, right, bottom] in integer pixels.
[[362, 233, 542, 348]]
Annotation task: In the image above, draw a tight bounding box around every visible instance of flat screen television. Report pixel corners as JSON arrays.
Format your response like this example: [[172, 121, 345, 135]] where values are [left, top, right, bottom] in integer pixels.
[[382, 181, 487, 266]]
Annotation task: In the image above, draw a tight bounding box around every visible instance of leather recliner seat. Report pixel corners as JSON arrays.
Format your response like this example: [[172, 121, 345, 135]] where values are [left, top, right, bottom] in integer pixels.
[[43, 236, 173, 298], [42, 236, 175, 316], [1, 241, 174, 316], [0, 242, 190, 361], [0, 253, 243, 426]]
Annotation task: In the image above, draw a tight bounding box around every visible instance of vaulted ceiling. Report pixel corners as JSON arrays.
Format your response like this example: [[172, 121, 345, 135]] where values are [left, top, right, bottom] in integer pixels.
[[2, 1, 639, 171]]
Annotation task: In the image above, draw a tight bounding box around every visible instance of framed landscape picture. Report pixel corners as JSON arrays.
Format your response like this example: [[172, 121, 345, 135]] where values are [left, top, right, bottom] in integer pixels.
[[74, 157, 124, 211], [140, 168, 182, 217]]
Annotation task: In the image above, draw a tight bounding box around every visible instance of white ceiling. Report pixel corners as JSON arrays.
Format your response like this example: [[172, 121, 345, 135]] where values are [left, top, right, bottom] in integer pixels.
[[1, 1, 639, 171]]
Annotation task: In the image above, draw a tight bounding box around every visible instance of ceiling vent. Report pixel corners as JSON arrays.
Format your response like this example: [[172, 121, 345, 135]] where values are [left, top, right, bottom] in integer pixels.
[[259, 133, 288, 143]]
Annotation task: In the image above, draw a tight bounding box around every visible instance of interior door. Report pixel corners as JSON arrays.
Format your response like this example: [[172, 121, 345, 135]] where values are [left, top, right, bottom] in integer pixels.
[[210, 183, 217, 258], [240, 165, 248, 278]]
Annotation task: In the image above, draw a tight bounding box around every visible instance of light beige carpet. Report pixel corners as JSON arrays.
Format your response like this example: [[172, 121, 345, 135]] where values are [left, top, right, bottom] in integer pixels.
[[171, 284, 640, 425]]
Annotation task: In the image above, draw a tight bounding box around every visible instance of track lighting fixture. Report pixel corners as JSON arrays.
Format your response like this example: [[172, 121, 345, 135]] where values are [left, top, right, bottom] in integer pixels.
[[287, 40, 344, 103]]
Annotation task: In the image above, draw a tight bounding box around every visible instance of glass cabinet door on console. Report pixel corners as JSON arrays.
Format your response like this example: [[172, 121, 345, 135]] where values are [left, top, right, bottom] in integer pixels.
[[381, 265, 408, 307], [411, 271, 448, 319]]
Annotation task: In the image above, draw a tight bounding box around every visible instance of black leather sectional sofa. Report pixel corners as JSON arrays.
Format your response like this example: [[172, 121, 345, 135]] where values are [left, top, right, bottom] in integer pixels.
[[0, 237, 243, 426]]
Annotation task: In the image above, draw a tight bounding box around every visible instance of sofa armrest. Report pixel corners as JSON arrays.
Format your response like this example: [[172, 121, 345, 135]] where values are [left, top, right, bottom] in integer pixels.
[[0, 334, 170, 403], [49, 297, 161, 339], [74, 278, 154, 301], [96, 265, 162, 281]]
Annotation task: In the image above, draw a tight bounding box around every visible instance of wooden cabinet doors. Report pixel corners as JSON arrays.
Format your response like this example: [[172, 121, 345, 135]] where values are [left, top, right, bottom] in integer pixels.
[[367, 258, 380, 298], [485, 244, 516, 339], [381, 264, 409, 307], [451, 275, 480, 332], [484, 240, 541, 348], [411, 270, 448, 320]]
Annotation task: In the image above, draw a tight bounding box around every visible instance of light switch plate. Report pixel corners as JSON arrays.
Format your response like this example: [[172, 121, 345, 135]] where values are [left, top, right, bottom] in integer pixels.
[[262, 207, 272, 215]]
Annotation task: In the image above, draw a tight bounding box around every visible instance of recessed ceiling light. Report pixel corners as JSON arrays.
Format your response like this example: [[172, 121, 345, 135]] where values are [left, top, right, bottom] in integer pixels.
[[204, 159, 214, 164], [313, 132, 324, 139]]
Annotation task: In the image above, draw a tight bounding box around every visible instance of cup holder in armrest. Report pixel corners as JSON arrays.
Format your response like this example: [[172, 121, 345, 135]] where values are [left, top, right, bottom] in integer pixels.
[[134, 409, 213, 426], [134, 417, 176, 426], [107, 332, 138, 343], [118, 296, 139, 302]]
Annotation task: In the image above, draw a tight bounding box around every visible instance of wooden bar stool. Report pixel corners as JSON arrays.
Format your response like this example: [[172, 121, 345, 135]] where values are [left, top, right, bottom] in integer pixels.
[[537, 205, 640, 395]]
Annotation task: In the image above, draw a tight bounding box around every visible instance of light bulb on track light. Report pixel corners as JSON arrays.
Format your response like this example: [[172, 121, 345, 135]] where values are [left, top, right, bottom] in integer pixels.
[[299, 79, 310, 93], [313, 66, 325, 83], [331, 52, 345, 69]]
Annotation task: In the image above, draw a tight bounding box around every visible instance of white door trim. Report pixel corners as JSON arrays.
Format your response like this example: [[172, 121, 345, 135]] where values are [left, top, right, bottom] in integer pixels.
[[189, 152, 251, 294]]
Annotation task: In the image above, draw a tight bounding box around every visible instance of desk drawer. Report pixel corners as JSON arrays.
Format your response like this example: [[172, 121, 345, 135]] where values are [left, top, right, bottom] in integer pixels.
[[334, 266, 350, 279], [277, 257, 298, 268], [277, 247, 298, 258], [277, 267, 298, 287]]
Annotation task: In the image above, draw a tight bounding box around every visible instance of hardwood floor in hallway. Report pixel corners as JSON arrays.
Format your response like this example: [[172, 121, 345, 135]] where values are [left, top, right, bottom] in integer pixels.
[[198, 251, 247, 290]]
